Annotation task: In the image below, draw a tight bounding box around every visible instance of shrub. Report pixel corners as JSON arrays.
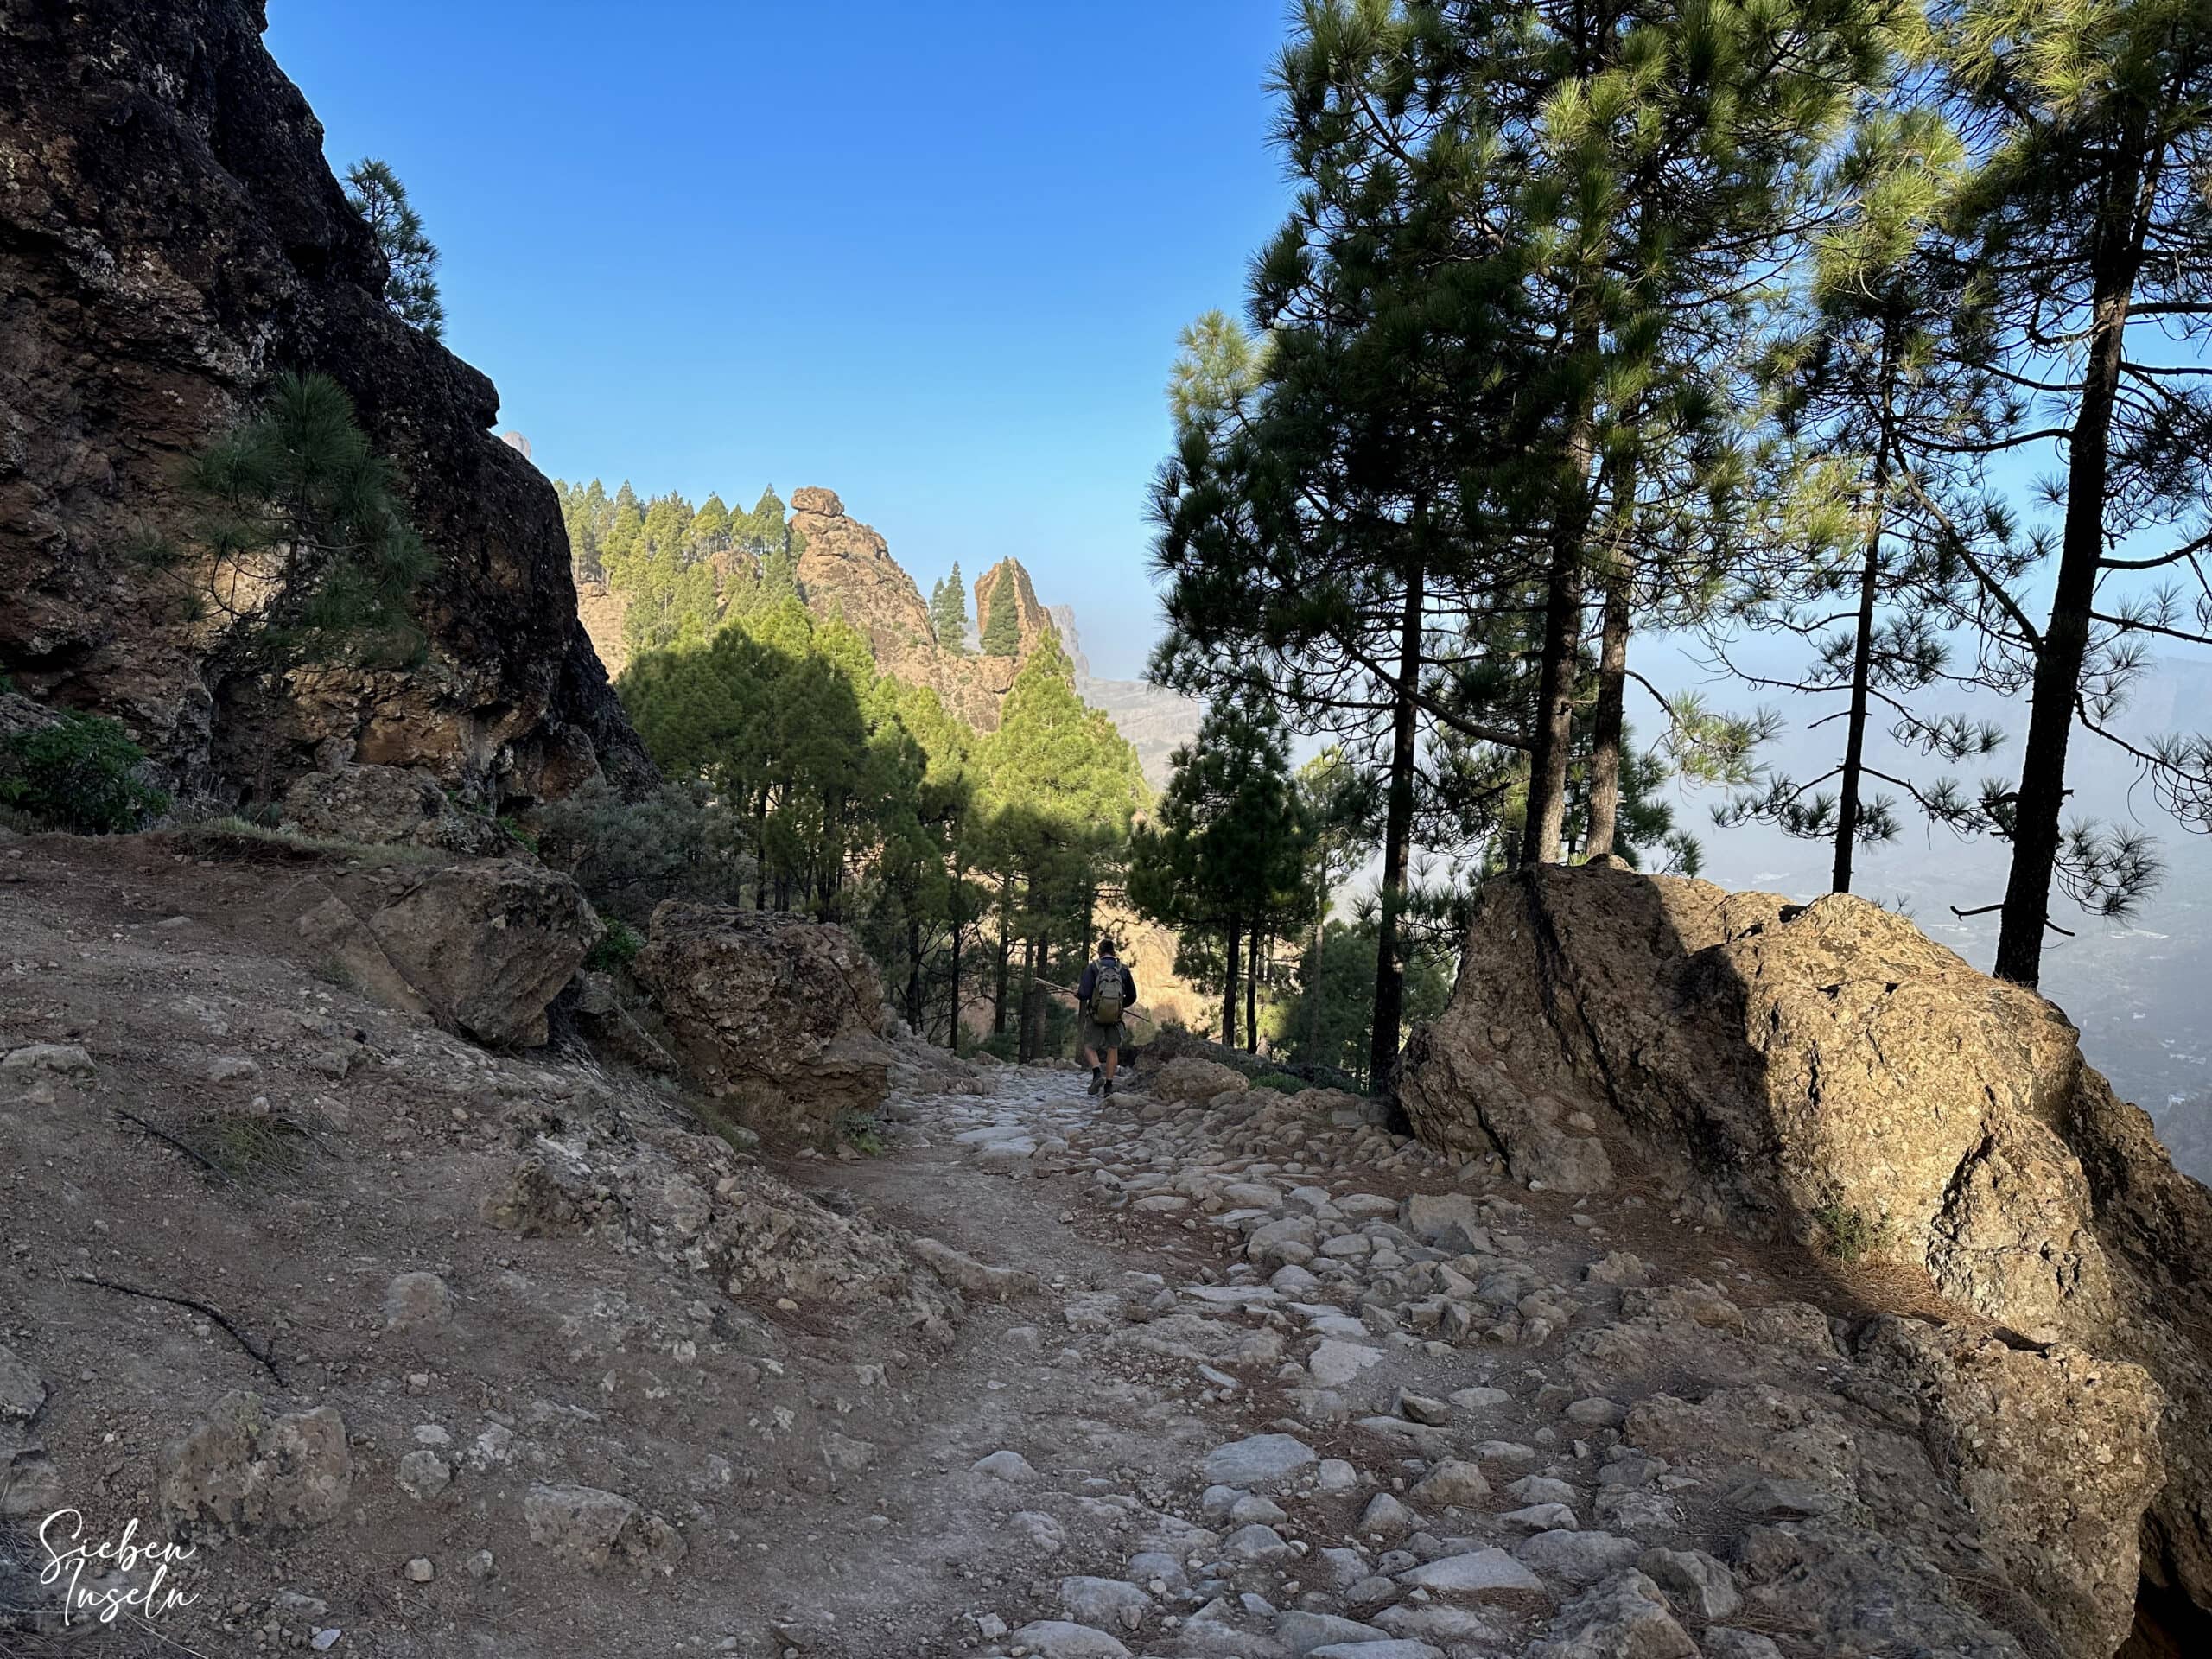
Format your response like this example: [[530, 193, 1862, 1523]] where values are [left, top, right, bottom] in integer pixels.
[[0, 711, 168, 833], [1249, 1071, 1305, 1096], [835, 1110, 887, 1156], [689, 1098, 760, 1156], [497, 813, 539, 855], [1814, 1203, 1884, 1264], [585, 918, 643, 974], [532, 780, 754, 926]]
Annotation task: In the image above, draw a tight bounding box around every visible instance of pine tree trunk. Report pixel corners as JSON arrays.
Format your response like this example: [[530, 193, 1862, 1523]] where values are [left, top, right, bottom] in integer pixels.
[[947, 856, 963, 1052], [992, 875, 1013, 1033], [1222, 920, 1242, 1049], [1307, 849, 1328, 1065], [753, 798, 768, 910], [1834, 409, 1894, 893], [1994, 164, 2145, 988], [1018, 934, 1040, 1063], [1370, 559, 1425, 1087], [1522, 341, 1599, 868], [905, 915, 924, 1032], [1246, 922, 1260, 1055], [1585, 561, 1632, 861]]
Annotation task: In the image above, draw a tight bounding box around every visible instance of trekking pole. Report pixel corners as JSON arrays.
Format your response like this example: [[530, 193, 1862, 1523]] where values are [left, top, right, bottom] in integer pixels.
[[1031, 976, 1160, 1040]]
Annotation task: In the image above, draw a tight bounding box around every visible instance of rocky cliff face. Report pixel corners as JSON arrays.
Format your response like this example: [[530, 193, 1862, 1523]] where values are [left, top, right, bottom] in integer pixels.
[[780, 487, 1040, 729], [1400, 861, 2212, 1648], [0, 0, 649, 805], [788, 487, 944, 689]]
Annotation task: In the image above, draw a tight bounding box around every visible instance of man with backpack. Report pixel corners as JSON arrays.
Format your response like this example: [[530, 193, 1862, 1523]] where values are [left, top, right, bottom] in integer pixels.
[[1077, 938, 1136, 1096]]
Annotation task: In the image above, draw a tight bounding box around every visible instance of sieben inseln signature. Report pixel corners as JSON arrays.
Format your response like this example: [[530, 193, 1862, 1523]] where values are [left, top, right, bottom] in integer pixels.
[[35, 1508, 200, 1628]]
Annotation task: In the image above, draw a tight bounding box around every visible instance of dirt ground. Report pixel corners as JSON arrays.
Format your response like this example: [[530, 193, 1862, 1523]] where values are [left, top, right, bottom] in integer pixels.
[[0, 828, 2090, 1658]]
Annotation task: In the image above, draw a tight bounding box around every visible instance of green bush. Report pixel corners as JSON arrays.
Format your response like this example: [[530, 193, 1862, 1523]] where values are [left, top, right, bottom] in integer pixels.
[[532, 780, 753, 926], [498, 813, 540, 855], [835, 1109, 887, 1155], [585, 918, 643, 973], [0, 711, 168, 833], [1249, 1071, 1305, 1095], [1814, 1203, 1883, 1264]]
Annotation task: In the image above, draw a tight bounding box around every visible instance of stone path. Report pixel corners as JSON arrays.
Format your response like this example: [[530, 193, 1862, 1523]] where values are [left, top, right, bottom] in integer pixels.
[[775, 1059, 2045, 1659]]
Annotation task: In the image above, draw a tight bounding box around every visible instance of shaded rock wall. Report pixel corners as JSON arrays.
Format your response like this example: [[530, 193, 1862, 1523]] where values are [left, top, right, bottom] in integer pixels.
[[0, 0, 649, 805]]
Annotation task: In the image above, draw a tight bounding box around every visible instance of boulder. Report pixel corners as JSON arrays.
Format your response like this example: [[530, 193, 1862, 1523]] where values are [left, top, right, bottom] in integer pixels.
[[632, 902, 893, 1142], [1531, 1570, 1698, 1659], [521, 1482, 684, 1574], [297, 860, 600, 1047], [0, 1345, 44, 1427], [158, 1393, 353, 1541], [1154, 1058, 1250, 1105], [280, 765, 506, 854], [1400, 862, 2212, 1627], [0, 3, 650, 803]]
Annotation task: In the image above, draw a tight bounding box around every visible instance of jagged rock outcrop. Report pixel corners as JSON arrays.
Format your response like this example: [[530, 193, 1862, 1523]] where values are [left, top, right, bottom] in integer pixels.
[[973, 556, 1055, 658], [632, 902, 896, 1143], [789, 486, 949, 691], [1399, 861, 2212, 1637], [784, 486, 1023, 729], [0, 0, 650, 805], [296, 860, 601, 1046]]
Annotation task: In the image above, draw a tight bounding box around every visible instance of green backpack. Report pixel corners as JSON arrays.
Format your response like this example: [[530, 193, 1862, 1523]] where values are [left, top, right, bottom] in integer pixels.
[[1090, 959, 1126, 1023]]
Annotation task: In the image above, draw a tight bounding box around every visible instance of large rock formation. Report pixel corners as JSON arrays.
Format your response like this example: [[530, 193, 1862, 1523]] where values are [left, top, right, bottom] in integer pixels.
[[632, 901, 897, 1143], [1399, 862, 2212, 1641], [973, 556, 1055, 659], [789, 487, 947, 692], [0, 0, 650, 805], [784, 487, 1022, 729]]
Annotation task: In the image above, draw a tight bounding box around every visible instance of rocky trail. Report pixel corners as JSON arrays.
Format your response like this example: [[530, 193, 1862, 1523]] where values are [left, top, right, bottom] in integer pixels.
[[0, 830, 2169, 1659]]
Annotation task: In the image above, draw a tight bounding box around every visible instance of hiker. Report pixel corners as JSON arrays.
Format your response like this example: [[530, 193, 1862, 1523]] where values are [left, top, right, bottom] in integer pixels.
[[1077, 938, 1136, 1096]]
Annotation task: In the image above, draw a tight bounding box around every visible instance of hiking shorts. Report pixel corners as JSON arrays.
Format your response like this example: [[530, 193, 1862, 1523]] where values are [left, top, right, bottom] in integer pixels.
[[1084, 1017, 1128, 1052]]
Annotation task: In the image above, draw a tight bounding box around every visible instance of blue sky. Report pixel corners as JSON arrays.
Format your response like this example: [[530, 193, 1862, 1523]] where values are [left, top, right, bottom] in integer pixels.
[[266, 1, 1294, 679]]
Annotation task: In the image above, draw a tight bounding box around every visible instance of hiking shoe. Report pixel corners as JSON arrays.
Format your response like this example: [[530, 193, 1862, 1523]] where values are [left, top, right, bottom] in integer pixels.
[[1103, 1078, 1115, 1099], [1086, 1068, 1103, 1096]]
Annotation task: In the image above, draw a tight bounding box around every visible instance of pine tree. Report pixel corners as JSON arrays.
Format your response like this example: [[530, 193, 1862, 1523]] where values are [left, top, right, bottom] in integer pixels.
[[1935, 0, 2212, 985], [976, 633, 1147, 1058], [343, 158, 445, 340], [741, 487, 804, 608], [1128, 687, 1310, 1050], [601, 484, 646, 587], [689, 493, 733, 557], [980, 564, 1021, 656], [1167, 310, 1270, 435], [167, 370, 431, 665], [1717, 105, 2021, 891], [932, 563, 971, 653]]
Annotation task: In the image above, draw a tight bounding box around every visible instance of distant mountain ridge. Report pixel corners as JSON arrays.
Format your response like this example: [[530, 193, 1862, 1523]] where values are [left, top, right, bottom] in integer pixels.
[[1046, 605, 1203, 791]]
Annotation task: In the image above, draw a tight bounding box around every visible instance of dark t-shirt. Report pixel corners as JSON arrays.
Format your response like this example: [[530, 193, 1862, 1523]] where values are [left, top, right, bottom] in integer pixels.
[[1077, 957, 1135, 1008]]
